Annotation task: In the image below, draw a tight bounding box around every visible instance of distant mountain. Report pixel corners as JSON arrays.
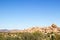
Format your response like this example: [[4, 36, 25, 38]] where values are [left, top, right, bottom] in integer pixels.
[[0, 29, 9, 32]]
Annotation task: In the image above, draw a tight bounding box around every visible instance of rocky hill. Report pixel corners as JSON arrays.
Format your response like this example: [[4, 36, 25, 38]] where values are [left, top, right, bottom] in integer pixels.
[[0, 24, 60, 33]]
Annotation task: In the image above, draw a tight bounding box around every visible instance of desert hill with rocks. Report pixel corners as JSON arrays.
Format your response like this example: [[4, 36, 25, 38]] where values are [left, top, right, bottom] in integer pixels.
[[23, 24, 60, 33], [0, 24, 60, 40], [0, 24, 60, 33]]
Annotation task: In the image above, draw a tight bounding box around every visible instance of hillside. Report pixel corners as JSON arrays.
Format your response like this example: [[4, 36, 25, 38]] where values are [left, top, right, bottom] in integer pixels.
[[24, 24, 60, 33], [0, 24, 60, 40], [0, 24, 60, 33]]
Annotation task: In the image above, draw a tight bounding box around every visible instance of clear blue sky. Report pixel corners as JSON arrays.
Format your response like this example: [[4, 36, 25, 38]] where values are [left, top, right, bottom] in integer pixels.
[[0, 0, 60, 29]]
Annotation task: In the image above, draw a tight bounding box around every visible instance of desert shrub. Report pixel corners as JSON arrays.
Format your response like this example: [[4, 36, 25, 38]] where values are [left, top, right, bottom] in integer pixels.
[[55, 33, 60, 40], [0, 32, 60, 40]]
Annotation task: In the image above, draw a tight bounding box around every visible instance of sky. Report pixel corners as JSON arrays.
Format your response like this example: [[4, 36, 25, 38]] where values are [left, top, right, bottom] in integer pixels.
[[0, 0, 60, 29]]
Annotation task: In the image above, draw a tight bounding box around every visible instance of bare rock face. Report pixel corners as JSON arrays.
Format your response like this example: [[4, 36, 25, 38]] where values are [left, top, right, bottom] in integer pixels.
[[24, 24, 59, 33], [51, 24, 57, 28]]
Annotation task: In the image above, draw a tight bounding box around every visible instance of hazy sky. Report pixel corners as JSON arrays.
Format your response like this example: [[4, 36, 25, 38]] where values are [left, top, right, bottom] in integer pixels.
[[0, 0, 60, 29]]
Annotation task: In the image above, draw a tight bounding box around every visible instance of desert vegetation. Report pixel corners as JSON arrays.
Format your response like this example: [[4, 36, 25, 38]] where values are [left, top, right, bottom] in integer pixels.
[[0, 31, 60, 40], [0, 24, 60, 40]]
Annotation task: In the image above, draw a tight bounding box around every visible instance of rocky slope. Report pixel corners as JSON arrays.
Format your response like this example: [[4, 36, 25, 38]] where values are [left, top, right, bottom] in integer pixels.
[[0, 24, 60, 33], [23, 24, 60, 33]]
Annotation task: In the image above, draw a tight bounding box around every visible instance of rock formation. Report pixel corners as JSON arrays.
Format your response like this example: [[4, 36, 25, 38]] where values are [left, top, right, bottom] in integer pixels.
[[23, 24, 60, 33], [0, 24, 60, 33]]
